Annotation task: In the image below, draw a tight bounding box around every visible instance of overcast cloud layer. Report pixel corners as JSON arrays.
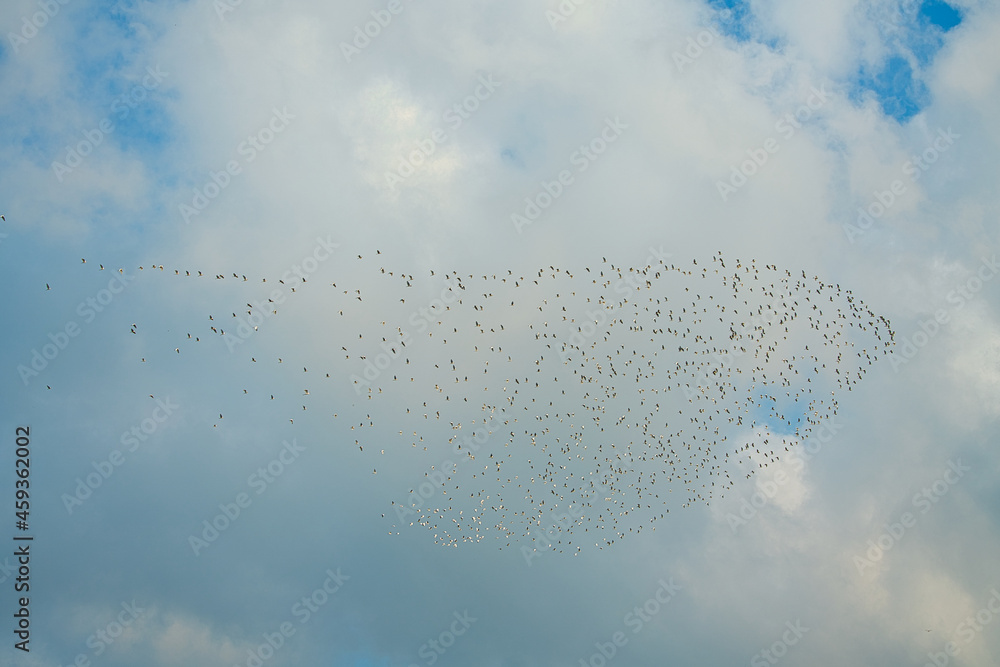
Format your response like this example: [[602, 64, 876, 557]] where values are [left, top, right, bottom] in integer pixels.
[[2, 1, 999, 666]]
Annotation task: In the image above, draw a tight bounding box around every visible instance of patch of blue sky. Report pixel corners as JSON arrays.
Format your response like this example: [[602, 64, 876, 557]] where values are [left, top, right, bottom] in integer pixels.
[[849, 1, 962, 123], [105, 95, 174, 153], [706, 0, 752, 43], [61, 1, 170, 106], [6, 109, 65, 168], [704, 0, 783, 54], [918, 0, 962, 31], [854, 54, 929, 123], [899, 1, 962, 67], [64, 43, 128, 104], [42, 9, 179, 176], [749, 400, 807, 437]]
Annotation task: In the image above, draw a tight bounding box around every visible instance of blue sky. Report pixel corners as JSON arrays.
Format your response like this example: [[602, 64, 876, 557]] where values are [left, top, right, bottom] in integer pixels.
[[2, 0, 999, 666]]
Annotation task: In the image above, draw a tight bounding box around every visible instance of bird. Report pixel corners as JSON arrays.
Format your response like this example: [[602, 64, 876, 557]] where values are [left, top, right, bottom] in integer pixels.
[[109, 250, 892, 552]]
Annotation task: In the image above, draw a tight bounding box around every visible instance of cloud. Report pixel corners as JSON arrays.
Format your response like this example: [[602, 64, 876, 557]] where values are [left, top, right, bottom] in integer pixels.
[[2, 0, 998, 665]]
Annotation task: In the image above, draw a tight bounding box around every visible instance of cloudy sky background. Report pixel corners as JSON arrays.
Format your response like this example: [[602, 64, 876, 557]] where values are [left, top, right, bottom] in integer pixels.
[[2, 0, 999, 665]]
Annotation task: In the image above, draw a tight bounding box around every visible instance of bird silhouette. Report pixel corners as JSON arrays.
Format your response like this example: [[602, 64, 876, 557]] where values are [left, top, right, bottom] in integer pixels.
[[78, 250, 893, 551]]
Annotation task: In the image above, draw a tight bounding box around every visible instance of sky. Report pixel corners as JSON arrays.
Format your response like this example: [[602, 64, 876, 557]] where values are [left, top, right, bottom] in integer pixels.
[[1, 0, 999, 666]]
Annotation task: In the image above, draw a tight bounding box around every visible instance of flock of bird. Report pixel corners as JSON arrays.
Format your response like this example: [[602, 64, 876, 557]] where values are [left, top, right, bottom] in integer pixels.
[[71, 251, 895, 551]]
